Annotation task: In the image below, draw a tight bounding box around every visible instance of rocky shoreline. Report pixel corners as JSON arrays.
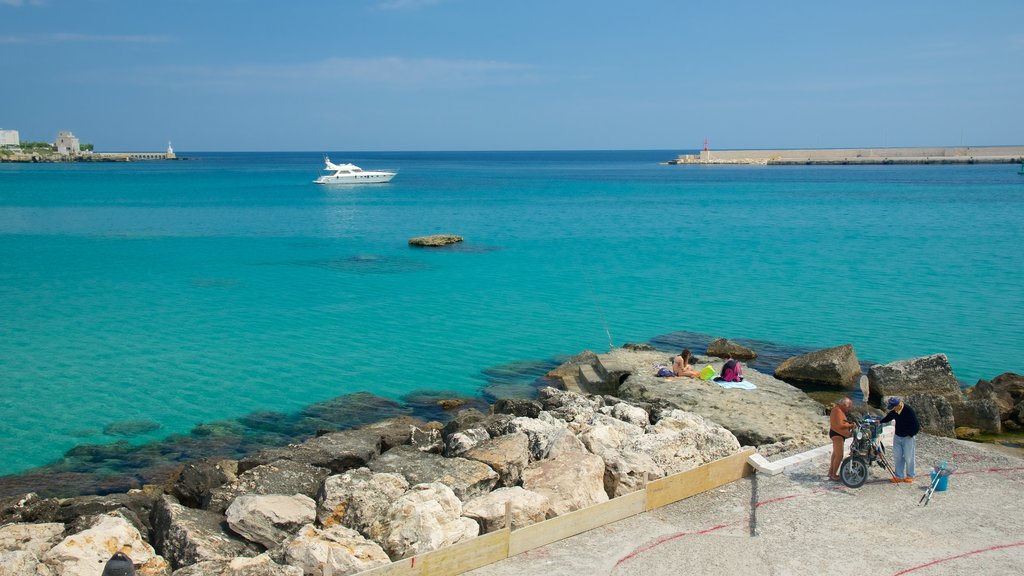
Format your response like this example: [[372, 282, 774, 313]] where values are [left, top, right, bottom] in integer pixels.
[[2, 338, 1021, 576]]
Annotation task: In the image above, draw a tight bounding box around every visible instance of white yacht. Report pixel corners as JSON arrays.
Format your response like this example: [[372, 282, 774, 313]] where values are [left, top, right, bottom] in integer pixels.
[[314, 156, 396, 184]]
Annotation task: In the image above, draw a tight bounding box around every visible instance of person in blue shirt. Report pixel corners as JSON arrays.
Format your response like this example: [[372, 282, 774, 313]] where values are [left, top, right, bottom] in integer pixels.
[[880, 396, 920, 483]]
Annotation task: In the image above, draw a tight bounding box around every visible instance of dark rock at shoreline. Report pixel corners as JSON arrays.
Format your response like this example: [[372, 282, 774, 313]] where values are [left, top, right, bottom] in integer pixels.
[[203, 460, 331, 514], [706, 338, 757, 361], [153, 494, 261, 570], [238, 429, 383, 475], [493, 398, 543, 418], [775, 344, 861, 389], [172, 458, 239, 509]]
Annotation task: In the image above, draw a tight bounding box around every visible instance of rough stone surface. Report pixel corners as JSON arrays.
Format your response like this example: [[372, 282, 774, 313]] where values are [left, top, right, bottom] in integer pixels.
[[443, 428, 491, 458], [623, 410, 741, 475], [905, 394, 957, 438], [494, 414, 573, 461], [604, 402, 650, 427], [152, 495, 260, 570], [774, 344, 861, 389], [239, 430, 382, 475], [359, 416, 430, 452], [408, 234, 463, 247], [705, 338, 757, 361], [173, 459, 238, 508], [611, 348, 829, 448], [379, 483, 478, 560], [867, 354, 962, 402], [203, 460, 330, 514], [521, 452, 608, 518], [283, 524, 390, 576], [367, 446, 498, 502], [42, 513, 170, 576], [0, 522, 65, 556], [462, 487, 550, 533], [0, 550, 54, 576], [225, 494, 316, 549], [463, 432, 531, 488], [545, 351, 600, 380], [951, 398, 1002, 434], [171, 552, 303, 576], [315, 468, 409, 542], [492, 399, 542, 419]]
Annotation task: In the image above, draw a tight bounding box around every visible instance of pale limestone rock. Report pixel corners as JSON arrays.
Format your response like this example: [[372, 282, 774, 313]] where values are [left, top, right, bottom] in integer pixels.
[[462, 487, 550, 533], [315, 468, 409, 542], [42, 514, 170, 576], [607, 402, 650, 427], [521, 452, 608, 517], [171, 552, 303, 576], [225, 494, 316, 549], [463, 432, 530, 488], [0, 550, 54, 576], [0, 522, 65, 556], [380, 483, 479, 560], [496, 414, 571, 461], [283, 525, 390, 576]]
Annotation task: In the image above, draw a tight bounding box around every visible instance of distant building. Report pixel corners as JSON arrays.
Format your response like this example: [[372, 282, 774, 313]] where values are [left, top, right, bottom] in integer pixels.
[[55, 131, 81, 155], [166, 141, 176, 159], [0, 129, 19, 148]]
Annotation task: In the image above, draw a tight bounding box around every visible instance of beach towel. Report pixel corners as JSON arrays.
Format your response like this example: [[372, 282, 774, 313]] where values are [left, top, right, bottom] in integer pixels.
[[714, 378, 757, 390]]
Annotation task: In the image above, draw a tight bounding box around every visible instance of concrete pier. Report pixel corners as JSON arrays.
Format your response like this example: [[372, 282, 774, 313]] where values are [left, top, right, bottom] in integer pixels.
[[668, 145, 1024, 165]]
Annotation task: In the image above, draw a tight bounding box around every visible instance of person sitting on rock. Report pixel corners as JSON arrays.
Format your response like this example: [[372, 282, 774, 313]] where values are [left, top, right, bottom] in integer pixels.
[[672, 349, 701, 378]]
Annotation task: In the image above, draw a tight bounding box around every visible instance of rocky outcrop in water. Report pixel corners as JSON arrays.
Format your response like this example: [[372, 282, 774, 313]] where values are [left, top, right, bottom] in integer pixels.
[[407, 234, 464, 247], [774, 344, 862, 389], [706, 338, 757, 361]]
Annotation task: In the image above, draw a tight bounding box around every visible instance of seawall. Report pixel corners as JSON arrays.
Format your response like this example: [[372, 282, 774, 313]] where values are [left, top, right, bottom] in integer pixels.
[[668, 145, 1024, 165]]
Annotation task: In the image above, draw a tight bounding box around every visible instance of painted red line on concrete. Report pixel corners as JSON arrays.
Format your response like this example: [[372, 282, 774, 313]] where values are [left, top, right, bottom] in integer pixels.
[[613, 522, 738, 569], [891, 540, 1024, 575], [614, 466, 1024, 571]]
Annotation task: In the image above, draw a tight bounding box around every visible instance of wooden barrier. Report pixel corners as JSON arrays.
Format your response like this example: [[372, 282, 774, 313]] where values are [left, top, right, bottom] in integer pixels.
[[353, 448, 757, 576], [508, 489, 646, 556], [645, 448, 756, 510]]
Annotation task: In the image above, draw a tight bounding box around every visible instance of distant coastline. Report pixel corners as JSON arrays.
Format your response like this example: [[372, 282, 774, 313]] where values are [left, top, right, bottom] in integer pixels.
[[0, 150, 185, 163], [666, 145, 1024, 165]]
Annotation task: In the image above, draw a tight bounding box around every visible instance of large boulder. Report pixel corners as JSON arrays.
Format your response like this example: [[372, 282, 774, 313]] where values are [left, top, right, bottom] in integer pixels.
[[173, 459, 238, 508], [315, 468, 409, 542], [706, 338, 757, 361], [0, 522, 65, 556], [42, 513, 170, 576], [494, 413, 573, 461], [151, 495, 260, 570], [602, 402, 650, 428], [971, 373, 1024, 425], [537, 387, 604, 424], [0, 550, 53, 576], [774, 344, 861, 389], [239, 429, 382, 475], [521, 452, 608, 518], [283, 524, 390, 576], [225, 494, 316, 549], [379, 483, 479, 560], [492, 399, 543, 419], [904, 394, 956, 438], [172, 553, 303, 576], [24, 488, 164, 537], [203, 460, 331, 514], [622, 410, 740, 475], [462, 487, 550, 533], [600, 450, 665, 498], [359, 416, 431, 452], [951, 398, 1002, 434], [463, 432, 531, 487], [367, 446, 498, 502], [867, 354, 962, 402]]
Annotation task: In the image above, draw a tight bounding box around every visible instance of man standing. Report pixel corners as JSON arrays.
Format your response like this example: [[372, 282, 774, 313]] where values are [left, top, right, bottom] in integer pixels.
[[828, 397, 856, 481], [880, 396, 920, 483]]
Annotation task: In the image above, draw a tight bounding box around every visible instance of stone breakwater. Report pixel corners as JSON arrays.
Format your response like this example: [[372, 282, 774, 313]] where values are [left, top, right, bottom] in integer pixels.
[[0, 387, 742, 576], [666, 145, 1024, 165]]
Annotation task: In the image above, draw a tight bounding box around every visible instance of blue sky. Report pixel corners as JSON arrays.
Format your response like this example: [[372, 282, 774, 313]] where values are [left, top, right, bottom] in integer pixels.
[[2, 0, 1022, 151]]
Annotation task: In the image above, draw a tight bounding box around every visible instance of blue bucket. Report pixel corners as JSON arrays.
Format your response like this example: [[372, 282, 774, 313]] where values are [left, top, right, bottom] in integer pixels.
[[930, 470, 949, 492]]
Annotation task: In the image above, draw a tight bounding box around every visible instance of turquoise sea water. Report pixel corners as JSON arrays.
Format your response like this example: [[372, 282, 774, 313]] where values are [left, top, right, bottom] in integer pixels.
[[1, 151, 1022, 484]]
